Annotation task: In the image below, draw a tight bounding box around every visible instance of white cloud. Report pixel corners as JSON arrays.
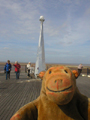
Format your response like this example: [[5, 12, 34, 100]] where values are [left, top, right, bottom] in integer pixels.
[[3, 47, 9, 50]]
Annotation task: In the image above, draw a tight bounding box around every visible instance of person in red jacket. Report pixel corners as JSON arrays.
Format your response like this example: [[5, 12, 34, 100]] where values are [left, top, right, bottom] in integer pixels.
[[13, 61, 21, 79]]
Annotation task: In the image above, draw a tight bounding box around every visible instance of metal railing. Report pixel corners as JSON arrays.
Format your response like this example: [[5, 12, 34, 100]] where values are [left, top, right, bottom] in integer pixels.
[[0, 64, 90, 75], [0, 65, 27, 73]]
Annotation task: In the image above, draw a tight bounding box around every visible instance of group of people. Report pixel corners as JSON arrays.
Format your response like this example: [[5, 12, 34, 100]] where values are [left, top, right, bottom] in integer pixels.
[[4, 60, 83, 80], [4, 60, 21, 80], [4, 60, 32, 80]]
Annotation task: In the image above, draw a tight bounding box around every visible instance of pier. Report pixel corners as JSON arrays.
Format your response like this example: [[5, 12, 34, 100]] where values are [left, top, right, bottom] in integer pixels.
[[0, 72, 90, 120]]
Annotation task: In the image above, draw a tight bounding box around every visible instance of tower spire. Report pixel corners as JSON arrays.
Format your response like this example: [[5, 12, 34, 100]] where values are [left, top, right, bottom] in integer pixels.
[[35, 16, 46, 77]]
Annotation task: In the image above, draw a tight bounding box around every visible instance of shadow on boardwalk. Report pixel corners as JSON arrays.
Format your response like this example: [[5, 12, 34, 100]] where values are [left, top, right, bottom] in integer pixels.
[[0, 72, 90, 120]]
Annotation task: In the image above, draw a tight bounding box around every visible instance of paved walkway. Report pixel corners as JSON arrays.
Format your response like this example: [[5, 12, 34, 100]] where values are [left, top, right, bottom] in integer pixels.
[[0, 73, 90, 120]]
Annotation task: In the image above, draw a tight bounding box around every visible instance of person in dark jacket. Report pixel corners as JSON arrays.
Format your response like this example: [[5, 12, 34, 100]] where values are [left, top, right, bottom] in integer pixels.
[[4, 60, 12, 80], [13, 61, 21, 79]]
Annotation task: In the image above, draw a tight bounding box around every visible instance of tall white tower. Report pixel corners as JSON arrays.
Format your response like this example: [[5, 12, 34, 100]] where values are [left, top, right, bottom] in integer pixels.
[[35, 16, 46, 77]]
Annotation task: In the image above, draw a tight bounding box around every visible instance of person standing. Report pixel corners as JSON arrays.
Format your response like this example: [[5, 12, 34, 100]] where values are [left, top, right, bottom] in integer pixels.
[[27, 62, 31, 77], [13, 61, 21, 79], [4, 60, 12, 80], [78, 64, 83, 76]]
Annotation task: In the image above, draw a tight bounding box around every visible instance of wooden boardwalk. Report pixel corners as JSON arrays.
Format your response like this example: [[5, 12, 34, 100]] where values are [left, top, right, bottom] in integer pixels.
[[0, 72, 90, 120]]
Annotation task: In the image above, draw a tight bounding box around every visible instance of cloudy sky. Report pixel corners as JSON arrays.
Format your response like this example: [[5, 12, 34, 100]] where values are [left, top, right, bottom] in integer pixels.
[[0, 0, 90, 64]]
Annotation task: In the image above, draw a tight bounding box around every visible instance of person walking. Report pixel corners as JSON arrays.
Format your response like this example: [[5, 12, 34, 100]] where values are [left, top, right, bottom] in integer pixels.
[[4, 60, 12, 80], [13, 61, 21, 79], [27, 62, 31, 77], [78, 64, 83, 76]]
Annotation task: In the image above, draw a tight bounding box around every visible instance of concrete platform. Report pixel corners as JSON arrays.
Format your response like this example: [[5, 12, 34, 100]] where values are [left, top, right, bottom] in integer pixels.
[[0, 73, 90, 120]]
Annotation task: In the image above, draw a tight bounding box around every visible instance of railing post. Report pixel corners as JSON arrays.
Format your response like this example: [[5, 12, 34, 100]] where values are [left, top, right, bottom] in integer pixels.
[[87, 68, 89, 75], [25, 65, 27, 73]]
